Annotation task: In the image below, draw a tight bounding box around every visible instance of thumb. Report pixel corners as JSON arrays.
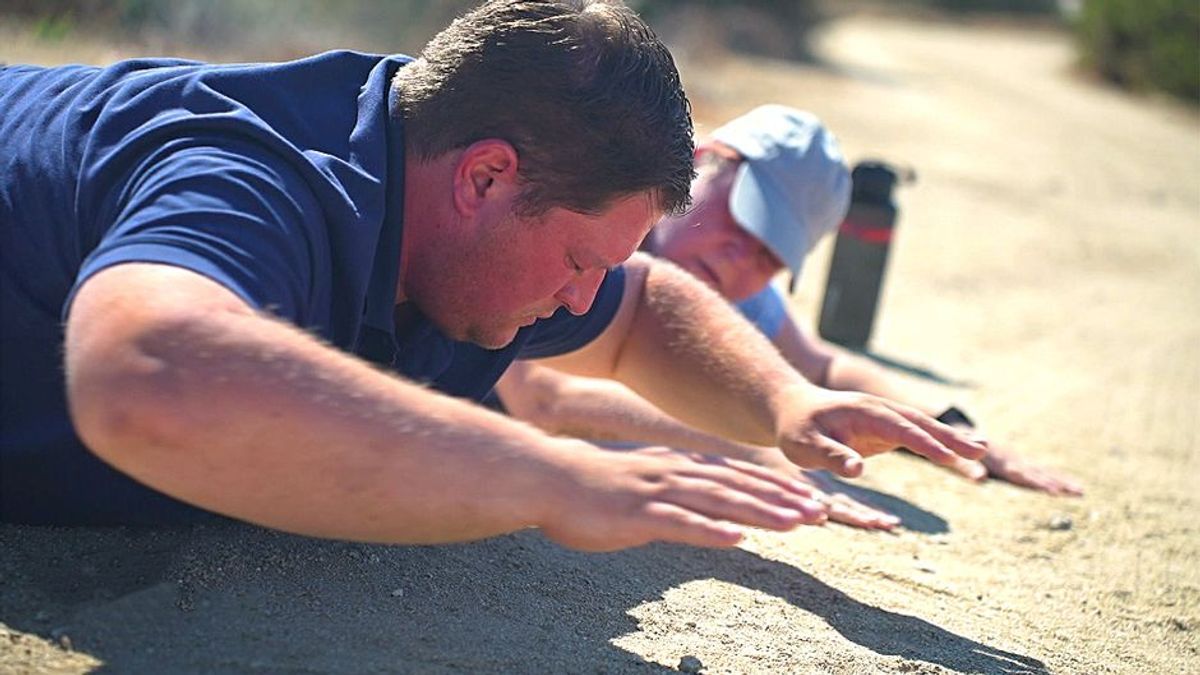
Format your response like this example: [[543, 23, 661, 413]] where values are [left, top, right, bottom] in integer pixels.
[[783, 434, 864, 478], [945, 455, 988, 481]]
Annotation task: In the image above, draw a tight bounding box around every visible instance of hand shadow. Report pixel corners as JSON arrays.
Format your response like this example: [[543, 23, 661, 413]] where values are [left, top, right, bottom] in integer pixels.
[[853, 348, 975, 389], [808, 470, 951, 534], [1, 523, 1046, 673]]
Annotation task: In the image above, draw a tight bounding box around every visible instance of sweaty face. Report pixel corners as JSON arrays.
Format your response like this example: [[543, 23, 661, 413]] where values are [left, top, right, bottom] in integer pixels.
[[415, 193, 660, 349], [652, 163, 784, 302]]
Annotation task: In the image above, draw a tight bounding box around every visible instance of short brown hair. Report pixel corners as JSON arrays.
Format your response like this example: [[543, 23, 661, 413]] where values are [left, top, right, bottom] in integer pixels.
[[394, 0, 695, 217]]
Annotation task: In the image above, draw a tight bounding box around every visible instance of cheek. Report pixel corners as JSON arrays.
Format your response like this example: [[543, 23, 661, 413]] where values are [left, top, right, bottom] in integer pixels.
[[666, 227, 718, 265], [729, 267, 776, 301], [491, 253, 571, 309]]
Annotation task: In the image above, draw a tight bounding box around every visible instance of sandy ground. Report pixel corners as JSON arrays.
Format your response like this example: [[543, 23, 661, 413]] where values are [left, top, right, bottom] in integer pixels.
[[2, 10, 1198, 674]]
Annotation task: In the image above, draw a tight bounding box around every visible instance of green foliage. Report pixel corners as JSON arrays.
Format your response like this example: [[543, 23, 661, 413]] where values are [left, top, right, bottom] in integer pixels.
[[32, 13, 74, 41], [0, 0, 474, 55], [1076, 0, 1200, 102], [630, 0, 822, 61], [918, 0, 1059, 13]]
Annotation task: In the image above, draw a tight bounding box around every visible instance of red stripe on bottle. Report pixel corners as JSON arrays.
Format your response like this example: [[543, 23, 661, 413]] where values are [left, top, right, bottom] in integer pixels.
[[839, 220, 894, 244]]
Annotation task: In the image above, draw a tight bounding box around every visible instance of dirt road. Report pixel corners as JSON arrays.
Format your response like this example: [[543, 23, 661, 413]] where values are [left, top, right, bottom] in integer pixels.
[[2, 10, 1198, 674]]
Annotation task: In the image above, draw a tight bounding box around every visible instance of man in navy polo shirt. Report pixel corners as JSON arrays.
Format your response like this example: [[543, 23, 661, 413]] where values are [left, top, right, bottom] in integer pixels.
[[0, 0, 986, 552]]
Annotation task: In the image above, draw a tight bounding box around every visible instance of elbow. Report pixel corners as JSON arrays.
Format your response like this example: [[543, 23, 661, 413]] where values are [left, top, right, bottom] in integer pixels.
[[506, 391, 569, 436], [66, 348, 186, 472], [64, 313, 203, 470], [499, 377, 576, 437]]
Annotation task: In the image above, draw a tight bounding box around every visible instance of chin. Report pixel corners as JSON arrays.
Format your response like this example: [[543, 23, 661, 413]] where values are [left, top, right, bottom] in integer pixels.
[[464, 324, 521, 351]]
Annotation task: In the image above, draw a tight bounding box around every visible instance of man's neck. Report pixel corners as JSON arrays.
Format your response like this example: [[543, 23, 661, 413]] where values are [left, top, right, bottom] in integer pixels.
[[396, 151, 456, 305]]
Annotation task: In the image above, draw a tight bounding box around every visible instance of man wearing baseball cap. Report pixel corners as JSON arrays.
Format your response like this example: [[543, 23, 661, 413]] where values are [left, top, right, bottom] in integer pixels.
[[498, 105, 1081, 529]]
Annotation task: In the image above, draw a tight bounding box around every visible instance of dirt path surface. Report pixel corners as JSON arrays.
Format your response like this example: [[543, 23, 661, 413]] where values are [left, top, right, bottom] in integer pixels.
[[2, 11, 1198, 674]]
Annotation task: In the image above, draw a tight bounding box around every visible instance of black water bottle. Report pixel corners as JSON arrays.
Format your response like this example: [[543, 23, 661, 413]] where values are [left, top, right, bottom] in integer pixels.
[[818, 161, 913, 350]]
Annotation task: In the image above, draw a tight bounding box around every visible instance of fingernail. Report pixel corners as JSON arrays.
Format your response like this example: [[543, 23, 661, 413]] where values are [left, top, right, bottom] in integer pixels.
[[778, 507, 809, 521], [718, 523, 745, 539], [799, 499, 826, 515], [843, 457, 863, 476]]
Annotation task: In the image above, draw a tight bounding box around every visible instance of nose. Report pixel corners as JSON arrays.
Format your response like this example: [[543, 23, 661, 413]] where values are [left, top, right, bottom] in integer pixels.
[[555, 268, 607, 316]]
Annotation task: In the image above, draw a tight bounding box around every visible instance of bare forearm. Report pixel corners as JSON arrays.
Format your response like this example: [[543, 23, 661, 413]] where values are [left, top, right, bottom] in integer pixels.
[[67, 279, 571, 544], [823, 351, 930, 411], [610, 259, 806, 446], [772, 318, 942, 416], [499, 365, 769, 459]]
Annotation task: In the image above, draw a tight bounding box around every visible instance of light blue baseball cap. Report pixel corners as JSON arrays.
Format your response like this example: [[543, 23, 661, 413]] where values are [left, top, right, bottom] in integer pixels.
[[711, 105, 851, 288]]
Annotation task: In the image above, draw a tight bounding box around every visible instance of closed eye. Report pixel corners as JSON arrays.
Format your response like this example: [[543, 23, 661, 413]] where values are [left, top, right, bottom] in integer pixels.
[[566, 255, 584, 274]]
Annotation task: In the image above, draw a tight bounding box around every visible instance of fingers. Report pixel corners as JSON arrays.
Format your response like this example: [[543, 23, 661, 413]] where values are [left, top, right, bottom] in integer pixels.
[[943, 455, 988, 482], [708, 454, 824, 500], [638, 502, 747, 548], [677, 464, 828, 523], [903, 408, 989, 461], [824, 493, 901, 531], [800, 471, 899, 531], [782, 434, 864, 477], [986, 456, 1085, 496], [1054, 475, 1085, 497], [874, 406, 985, 467]]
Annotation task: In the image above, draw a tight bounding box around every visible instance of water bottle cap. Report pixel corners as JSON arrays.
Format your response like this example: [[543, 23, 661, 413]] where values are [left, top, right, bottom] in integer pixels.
[[851, 161, 916, 202]]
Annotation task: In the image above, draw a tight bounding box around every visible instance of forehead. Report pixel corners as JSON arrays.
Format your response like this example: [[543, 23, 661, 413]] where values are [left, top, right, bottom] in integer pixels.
[[555, 193, 661, 265]]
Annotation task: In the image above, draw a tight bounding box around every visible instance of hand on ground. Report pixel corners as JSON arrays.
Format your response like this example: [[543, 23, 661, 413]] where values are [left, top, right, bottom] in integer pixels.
[[774, 386, 989, 478], [538, 444, 827, 552], [979, 443, 1084, 496], [929, 423, 1084, 496], [727, 445, 901, 531], [800, 471, 901, 531]]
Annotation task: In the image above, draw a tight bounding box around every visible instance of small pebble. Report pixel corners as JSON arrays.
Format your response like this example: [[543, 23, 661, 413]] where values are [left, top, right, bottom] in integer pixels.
[[1048, 516, 1073, 531], [1173, 617, 1194, 632], [678, 655, 703, 673], [916, 564, 937, 574], [390, 588, 404, 598]]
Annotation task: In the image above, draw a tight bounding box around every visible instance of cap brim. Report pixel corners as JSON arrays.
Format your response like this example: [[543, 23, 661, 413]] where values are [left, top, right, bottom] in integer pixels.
[[727, 162, 809, 280]]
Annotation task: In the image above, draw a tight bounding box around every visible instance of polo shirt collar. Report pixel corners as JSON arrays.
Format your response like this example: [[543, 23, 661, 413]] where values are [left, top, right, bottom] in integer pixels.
[[361, 58, 408, 341]]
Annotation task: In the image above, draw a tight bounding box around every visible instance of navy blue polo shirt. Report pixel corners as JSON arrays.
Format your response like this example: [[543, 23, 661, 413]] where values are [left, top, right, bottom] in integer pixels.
[[0, 52, 626, 525]]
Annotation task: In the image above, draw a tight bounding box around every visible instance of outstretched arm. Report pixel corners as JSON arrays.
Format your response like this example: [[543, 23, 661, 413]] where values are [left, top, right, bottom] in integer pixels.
[[771, 296, 1082, 495], [65, 263, 825, 551], [537, 255, 987, 477], [497, 361, 773, 459], [497, 361, 898, 530]]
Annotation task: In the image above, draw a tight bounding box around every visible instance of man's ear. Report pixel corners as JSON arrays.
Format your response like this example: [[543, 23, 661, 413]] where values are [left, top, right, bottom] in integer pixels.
[[452, 139, 521, 217]]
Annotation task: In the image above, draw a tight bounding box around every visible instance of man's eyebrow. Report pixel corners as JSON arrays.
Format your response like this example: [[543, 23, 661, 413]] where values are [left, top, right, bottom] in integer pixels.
[[577, 250, 615, 270]]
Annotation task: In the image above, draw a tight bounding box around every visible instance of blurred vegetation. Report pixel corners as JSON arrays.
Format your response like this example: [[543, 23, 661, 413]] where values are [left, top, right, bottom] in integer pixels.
[[1075, 0, 1200, 103], [0, 0, 476, 57], [630, 0, 824, 61], [3, 0, 1196, 103], [911, 0, 1059, 13]]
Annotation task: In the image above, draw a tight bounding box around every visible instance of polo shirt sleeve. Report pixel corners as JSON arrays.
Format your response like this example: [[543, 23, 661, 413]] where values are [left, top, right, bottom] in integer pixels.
[[734, 283, 789, 340], [517, 265, 627, 359], [69, 139, 325, 323]]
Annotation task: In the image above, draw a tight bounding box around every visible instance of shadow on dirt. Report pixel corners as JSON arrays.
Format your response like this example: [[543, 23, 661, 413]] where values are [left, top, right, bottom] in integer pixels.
[[809, 471, 951, 534], [1, 523, 1046, 673]]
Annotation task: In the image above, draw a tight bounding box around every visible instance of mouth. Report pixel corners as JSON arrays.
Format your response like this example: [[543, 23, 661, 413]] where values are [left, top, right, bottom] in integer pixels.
[[521, 309, 557, 327]]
